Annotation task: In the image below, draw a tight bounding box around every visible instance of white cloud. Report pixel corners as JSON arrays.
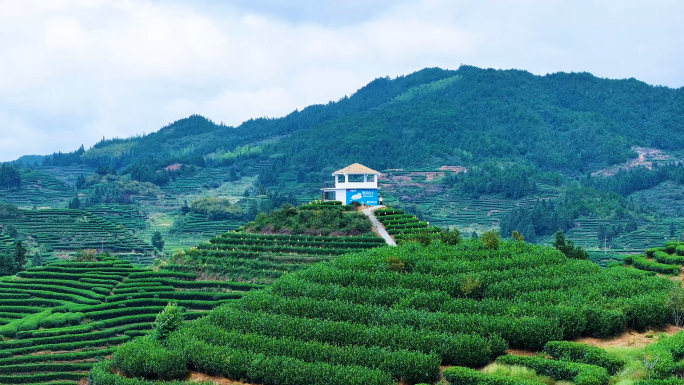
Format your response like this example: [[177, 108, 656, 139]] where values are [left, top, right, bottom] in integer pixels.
[[0, 0, 682, 161]]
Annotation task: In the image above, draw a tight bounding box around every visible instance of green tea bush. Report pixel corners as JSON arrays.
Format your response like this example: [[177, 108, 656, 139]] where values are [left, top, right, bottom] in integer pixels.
[[643, 331, 684, 379], [443, 366, 541, 385], [168, 318, 440, 384], [544, 341, 624, 375], [177, 336, 394, 385], [654, 251, 684, 265], [112, 335, 187, 379], [90, 361, 203, 385], [496, 355, 609, 385], [208, 305, 503, 367], [632, 256, 680, 275]]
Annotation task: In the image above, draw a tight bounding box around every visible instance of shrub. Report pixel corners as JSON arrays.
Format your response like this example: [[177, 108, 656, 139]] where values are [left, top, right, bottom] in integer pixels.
[[633, 256, 680, 275], [496, 355, 609, 385], [152, 302, 184, 341], [443, 366, 540, 385], [544, 341, 624, 375], [481, 230, 500, 250], [112, 335, 187, 379], [643, 331, 684, 379]]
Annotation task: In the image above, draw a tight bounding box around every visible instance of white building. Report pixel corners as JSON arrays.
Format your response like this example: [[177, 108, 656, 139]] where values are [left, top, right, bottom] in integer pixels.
[[321, 163, 381, 205]]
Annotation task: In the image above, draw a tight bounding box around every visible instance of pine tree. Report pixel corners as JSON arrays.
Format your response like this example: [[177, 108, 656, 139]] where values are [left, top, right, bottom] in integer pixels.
[[68, 195, 81, 209], [14, 241, 26, 269], [32, 252, 43, 267]]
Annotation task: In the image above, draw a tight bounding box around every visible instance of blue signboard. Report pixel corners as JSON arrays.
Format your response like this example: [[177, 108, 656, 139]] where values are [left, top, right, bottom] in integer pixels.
[[346, 189, 378, 206]]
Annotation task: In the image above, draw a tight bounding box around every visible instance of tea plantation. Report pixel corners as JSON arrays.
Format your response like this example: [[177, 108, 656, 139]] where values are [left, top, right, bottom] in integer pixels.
[[373, 207, 440, 239], [167, 231, 387, 284], [0, 209, 153, 259], [0, 253, 260, 384], [0, 170, 73, 207], [91, 239, 676, 385], [624, 240, 684, 275]]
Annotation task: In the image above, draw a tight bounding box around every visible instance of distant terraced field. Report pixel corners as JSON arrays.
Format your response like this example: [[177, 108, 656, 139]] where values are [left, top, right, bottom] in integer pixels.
[[167, 231, 387, 284], [0, 254, 260, 385], [0, 209, 154, 264]]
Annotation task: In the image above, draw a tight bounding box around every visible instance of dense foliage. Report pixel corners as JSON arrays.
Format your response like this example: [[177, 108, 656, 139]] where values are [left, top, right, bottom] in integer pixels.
[[0, 165, 20, 190], [95, 239, 676, 384], [22, 66, 684, 189], [245, 203, 372, 236], [188, 197, 244, 221]]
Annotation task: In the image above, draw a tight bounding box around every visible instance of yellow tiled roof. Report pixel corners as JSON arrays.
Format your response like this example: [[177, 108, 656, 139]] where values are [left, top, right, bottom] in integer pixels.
[[332, 163, 380, 175]]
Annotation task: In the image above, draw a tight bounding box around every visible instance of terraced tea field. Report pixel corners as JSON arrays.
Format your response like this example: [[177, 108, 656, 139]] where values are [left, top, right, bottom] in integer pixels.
[[0, 254, 260, 384], [91, 240, 676, 385], [0, 234, 14, 248], [373, 207, 440, 240], [168, 232, 387, 284], [0, 170, 73, 208], [86, 204, 148, 231], [625, 240, 684, 275], [0, 209, 154, 258]]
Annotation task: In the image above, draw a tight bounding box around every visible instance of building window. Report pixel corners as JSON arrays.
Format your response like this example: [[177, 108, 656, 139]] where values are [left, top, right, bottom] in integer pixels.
[[348, 174, 365, 183], [324, 191, 336, 200], [337, 174, 345, 184]]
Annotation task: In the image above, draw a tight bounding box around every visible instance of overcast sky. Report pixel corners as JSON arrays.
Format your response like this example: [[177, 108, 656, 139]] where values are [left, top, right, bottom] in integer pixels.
[[0, 0, 682, 162]]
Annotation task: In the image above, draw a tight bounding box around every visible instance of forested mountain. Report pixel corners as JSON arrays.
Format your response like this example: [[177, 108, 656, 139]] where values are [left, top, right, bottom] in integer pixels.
[[5, 65, 684, 253], [33, 65, 683, 180]]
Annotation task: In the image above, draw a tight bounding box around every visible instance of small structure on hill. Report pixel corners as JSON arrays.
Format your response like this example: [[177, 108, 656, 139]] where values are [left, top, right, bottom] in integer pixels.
[[321, 163, 380, 206]]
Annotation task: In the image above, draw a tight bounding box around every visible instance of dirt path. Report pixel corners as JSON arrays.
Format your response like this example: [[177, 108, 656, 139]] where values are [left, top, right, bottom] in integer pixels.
[[361, 206, 396, 247]]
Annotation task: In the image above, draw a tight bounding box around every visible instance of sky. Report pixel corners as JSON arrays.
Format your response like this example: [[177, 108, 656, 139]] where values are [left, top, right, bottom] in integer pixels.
[[0, 0, 682, 162]]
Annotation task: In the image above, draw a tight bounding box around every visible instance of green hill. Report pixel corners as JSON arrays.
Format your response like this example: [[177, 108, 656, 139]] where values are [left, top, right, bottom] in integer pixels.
[[37, 66, 684, 176], [89, 239, 677, 385]]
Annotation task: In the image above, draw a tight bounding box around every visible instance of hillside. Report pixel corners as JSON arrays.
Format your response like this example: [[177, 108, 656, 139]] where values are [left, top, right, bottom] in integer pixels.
[[88, 238, 681, 385], [3, 65, 684, 254], [32, 66, 684, 175], [0, 253, 260, 384]]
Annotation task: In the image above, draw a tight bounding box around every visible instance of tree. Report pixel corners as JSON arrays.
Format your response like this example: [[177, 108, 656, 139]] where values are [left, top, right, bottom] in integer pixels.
[[0, 164, 21, 190], [3, 224, 18, 238], [68, 195, 81, 209], [0, 203, 22, 219], [439, 228, 462, 245], [75, 174, 86, 189], [0, 253, 16, 276], [74, 249, 97, 262], [32, 252, 43, 267], [512, 230, 524, 242], [151, 231, 165, 251], [481, 230, 500, 250], [671, 223, 677, 238], [668, 287, 684, 327], [13, 241, 26, 270], [553, 230, 589, 260]]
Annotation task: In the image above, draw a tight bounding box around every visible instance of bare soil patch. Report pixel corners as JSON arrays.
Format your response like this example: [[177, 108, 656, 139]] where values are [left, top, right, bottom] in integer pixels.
[[592, 147, 675, 176], [576, 326, 682, 348], [439, 165, 468, 173], [505, 348, 538, 356], [188, 372, 258, 385]]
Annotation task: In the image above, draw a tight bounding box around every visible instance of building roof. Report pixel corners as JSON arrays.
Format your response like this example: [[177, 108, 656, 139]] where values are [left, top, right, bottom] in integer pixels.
[[332, 163, 381, 175]]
